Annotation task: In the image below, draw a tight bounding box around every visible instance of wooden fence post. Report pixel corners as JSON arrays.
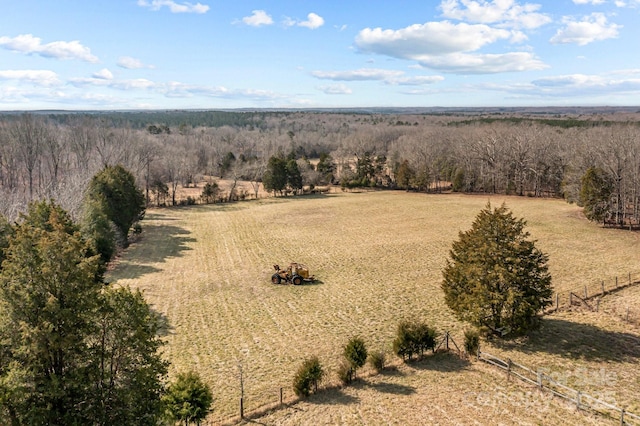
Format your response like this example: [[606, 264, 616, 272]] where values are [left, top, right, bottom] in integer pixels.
[[627, 307, 630, 322], [602, 280, 605, 295], [507, 359, 512, 382], [621, 408, 625, 425], [569, 292, 573, 305], [596, 298, 600, 312], [576, 391, 581, 410], [240, 397, 244, 419], [537, 371, 543, 389], [556, 293, 559, 310], [477, 342, 480, 362], [280, 387, 283, 406]]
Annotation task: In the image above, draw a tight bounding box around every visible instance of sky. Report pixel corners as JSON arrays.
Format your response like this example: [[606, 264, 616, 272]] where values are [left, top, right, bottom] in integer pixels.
[[1, 0, 639, 110]]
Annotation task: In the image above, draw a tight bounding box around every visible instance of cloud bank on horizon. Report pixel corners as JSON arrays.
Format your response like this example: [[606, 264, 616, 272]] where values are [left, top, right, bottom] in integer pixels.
[[1, 0, 639, 109]]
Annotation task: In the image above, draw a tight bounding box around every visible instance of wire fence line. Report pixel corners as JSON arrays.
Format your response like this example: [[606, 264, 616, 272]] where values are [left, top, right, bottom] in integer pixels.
[[477, 348, 640, 425], [546, 271, 640, 323]]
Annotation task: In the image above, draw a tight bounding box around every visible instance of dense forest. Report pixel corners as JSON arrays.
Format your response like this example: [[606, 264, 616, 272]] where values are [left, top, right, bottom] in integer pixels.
[[1, 109, 639, 227]]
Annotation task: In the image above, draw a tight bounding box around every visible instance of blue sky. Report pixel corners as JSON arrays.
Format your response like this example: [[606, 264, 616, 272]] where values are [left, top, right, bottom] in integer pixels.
[[1, 0, 639, 110]]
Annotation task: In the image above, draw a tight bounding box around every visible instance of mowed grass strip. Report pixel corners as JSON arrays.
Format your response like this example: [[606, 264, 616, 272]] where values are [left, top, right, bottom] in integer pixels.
[[108, 191, 640, 422]]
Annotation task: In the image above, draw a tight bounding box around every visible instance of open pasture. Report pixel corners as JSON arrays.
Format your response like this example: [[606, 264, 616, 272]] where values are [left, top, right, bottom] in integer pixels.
[[108, 191, 640, 423]]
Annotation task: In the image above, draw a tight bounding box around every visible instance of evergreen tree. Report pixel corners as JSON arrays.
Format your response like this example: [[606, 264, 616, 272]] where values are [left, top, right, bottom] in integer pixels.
[[395, 160, 415, 190], [441, 203, 552, 336], [392, 320, 437, 361], [0, 202, 103, 424], [286, 159, 303, 194], [163, 371, 212, 426], [343, 337, 367, 378], [0, 201, 167, 425], [293, 357, 323, 397], [200, 181, 219, 204], [88, 286, 168, 426], [85, 165, 145, 246], [0, 215, 13, 268], [316, 153, 334, 183], [580, 166, 614, 223], [81, 199, 117, 274], [262, 156, 287, 196]]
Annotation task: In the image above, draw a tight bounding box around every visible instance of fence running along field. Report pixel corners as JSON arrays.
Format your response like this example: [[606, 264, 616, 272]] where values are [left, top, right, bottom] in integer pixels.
[[477, 349, 640, 425], [547, 271, 640, 323], [216, 331, 464, 425]]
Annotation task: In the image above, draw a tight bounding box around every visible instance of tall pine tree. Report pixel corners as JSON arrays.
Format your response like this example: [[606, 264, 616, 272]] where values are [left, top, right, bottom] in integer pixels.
[[441, 203, 552, 336], [0, 201, 167, 425]]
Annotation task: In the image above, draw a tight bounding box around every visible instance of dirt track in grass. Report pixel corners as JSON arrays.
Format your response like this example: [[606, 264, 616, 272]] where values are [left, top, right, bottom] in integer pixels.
[[108, 191, 640, 423]]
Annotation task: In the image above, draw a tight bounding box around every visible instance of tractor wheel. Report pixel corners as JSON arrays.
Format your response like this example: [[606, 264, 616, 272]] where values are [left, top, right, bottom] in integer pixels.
[[271, 274, 282, 284], [292, 275, 303, 285]]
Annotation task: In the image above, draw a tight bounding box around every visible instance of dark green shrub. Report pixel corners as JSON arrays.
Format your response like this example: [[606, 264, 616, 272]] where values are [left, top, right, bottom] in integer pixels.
[[344, 337, 367, 376], [464, 329, 480, 356], [163, 371, 213, 425], [393, 320, 438, 362], [293, 357, 324, 397]]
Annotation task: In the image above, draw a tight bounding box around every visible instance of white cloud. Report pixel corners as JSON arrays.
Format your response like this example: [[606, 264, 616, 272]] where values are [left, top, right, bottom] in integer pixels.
[[311, 68, 405, 81], [137, 0, 209, 14], [163, 83, 284, 100], [242, 10, 273, 27], [550, 13, 621, 45], [0, 69, 60, 86], [111, 79, 157, 90], [530, 73, 640, 95], [613, 0, 640, 6], [354, 21, 545, 74], [356, 21, 512, 58], [311, 68, 445, 86], [301, 13, 325, 29], [92, 69, 113, 80], [533, 74, 603, 87], [318, 84, 352, 94], [0, 34, 98, 62], [117, 56, 154, 69], [387, 75, 446, 85], [417, 51, 548, 73], [70, 76, 157, 90], [439, 0, 552, 29], [573, 0, 606, 4]]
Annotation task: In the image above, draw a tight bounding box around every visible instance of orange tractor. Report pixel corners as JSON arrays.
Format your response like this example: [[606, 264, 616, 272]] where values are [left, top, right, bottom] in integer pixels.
[[271, 263, 315, 285]]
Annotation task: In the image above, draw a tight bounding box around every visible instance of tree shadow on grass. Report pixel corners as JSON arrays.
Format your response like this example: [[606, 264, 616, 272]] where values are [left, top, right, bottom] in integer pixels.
[[109, 220, 195, 280], [356, 380, 416, 396], [306, 387, 359, 405], [405, 351, 471, 372], [153, 308, 174, 337], [491, 317, 640, 362]]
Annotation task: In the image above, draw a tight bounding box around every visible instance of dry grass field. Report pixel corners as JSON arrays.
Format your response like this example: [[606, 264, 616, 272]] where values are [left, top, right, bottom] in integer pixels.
[[108, 191, 640, 424]]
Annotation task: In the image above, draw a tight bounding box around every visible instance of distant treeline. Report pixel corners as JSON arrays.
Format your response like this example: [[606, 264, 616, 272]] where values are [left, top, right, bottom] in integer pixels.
[[2, 108, 639, 132], [449, 116, 640, 128], [1, 110, 640, 228]]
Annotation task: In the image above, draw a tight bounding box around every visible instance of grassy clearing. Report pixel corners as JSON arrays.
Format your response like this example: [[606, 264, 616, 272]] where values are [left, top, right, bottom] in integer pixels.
[[108, 191, 640, 423]]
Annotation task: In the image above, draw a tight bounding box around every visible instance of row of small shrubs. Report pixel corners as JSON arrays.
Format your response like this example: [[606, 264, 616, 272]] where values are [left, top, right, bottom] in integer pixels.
[[294, 336, 386, 397], [293, 323, 481, 398]]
